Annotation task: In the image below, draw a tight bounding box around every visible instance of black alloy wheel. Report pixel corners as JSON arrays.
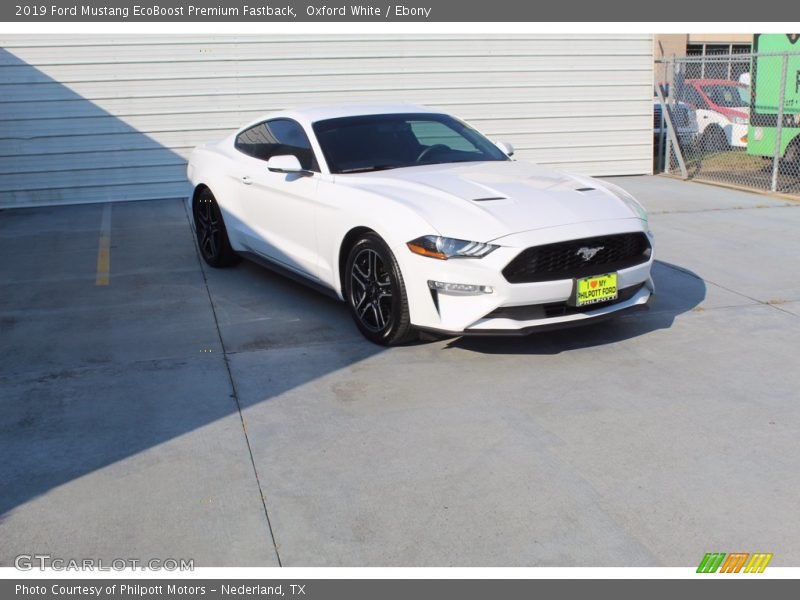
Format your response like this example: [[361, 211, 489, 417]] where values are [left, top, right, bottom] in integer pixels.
[[351, 248, 393, 332], [193, 188, 239, 268], [345, 234, 415, 345]]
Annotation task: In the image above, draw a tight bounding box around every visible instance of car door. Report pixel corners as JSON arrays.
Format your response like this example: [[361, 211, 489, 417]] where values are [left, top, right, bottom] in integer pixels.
[[233, 118, 321, 279]]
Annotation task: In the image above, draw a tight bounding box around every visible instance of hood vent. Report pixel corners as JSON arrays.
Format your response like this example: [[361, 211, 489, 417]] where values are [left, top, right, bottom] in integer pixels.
[[575, 187, 596, 192], [472, 196, 507, 202]]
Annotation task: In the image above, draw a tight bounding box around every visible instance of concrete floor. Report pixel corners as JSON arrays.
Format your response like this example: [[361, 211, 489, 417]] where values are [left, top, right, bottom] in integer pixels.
[[1, 176, 798, 567]]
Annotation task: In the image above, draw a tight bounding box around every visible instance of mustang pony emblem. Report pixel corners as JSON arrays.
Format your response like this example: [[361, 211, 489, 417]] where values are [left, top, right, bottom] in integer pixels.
[[576, 246, 604, 261]]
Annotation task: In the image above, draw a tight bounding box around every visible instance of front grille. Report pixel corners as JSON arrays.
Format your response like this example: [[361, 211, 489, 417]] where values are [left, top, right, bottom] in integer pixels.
[[486, 283, 645, 321], [502, 232, 651, 284]]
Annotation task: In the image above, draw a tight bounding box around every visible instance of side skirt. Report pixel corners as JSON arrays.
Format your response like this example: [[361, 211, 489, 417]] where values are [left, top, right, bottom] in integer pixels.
[[238, 250, 342, 301]]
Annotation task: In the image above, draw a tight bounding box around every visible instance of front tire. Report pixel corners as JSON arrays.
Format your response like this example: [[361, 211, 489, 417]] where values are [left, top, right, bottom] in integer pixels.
[[344, 234, 416, 346], [699, 126, 727, 153], [193, 188, 239, 268]]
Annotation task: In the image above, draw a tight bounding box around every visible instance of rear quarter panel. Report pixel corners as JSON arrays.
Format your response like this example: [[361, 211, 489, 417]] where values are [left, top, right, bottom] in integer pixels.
[[186, 137, 246, 250]]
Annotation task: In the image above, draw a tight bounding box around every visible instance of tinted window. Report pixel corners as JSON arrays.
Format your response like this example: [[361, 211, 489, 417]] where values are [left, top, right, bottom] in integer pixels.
[[701, 85, 749, 108], [312, 113, 509, 174], [235, 119, 319, 171]]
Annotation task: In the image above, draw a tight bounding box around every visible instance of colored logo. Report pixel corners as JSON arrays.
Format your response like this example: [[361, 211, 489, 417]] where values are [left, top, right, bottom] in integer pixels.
[[697, 552, 773, 573]]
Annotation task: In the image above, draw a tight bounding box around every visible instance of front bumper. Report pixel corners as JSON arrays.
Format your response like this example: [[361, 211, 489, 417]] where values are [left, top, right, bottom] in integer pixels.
[[419, 286, 654, 337], [394, 220, 655, 335], [726, 122, 749, 148]]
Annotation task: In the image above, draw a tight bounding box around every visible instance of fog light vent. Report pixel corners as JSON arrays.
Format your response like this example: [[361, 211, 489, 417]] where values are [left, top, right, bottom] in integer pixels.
[[427, 281, 493, 295]]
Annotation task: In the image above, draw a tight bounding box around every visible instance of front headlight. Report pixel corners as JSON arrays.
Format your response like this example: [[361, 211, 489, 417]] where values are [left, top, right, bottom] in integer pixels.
[[732, 115, 748, 125], [407, 235, 499, 260]]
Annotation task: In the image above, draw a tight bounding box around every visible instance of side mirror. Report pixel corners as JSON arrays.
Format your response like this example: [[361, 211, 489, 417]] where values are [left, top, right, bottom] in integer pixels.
[[495, 141, 514, 157], [267, 154, 307, 174]]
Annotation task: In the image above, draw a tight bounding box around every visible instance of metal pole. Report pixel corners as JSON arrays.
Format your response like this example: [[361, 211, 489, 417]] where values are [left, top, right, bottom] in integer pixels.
[[656, 74, 688, 178], [770, 53, 789, 193], [727, 45, 732, 80], [665, 59, 673, 172], [657, 92, 666, 171], [656, 63, 666, 172]]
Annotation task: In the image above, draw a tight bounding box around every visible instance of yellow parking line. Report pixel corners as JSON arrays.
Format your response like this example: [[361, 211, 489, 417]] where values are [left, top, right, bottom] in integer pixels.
[[95, 203, 112, 286]]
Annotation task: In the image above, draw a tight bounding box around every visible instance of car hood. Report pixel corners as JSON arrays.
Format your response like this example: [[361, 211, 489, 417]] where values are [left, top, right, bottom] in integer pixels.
[[336, 161, 643, 242]]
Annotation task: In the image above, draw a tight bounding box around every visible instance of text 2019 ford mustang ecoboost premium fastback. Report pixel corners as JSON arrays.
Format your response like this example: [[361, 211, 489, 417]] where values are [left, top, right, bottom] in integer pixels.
[[187, 104, 654, 345]]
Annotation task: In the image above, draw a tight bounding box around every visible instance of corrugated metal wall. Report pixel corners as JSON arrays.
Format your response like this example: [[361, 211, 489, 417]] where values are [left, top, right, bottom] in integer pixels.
[[0, 34, 653, 208]]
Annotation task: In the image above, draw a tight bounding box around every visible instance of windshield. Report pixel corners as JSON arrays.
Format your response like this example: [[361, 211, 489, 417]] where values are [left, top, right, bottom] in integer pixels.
[[701, 84, 749, 108], [736, 85, 749, 105], [312, 113, 509, 173]]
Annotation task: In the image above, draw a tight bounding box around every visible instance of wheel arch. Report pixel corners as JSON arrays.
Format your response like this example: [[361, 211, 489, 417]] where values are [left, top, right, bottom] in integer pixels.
[[188, 183, 211, 227], [703, 122, 725, 135], [338, 226, 377, 298], [784, 133, 800, 161], [192, 183, 211, 204]]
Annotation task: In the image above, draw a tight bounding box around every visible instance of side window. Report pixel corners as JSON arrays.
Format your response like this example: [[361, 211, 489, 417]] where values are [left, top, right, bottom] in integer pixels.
[[234, 122, 276, 160], [235, 119, 319, 171]]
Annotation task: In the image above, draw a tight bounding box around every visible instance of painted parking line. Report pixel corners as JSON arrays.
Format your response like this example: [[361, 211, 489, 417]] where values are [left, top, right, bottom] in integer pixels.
[[95, 203, 112, 286]]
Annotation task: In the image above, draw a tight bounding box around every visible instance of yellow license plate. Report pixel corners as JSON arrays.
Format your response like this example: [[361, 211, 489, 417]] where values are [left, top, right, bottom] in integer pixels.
[[575, 273, 618, 306]]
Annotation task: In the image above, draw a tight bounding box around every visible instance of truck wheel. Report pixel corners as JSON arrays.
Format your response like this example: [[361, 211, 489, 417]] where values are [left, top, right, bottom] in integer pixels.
[[699, 126, 727, 153]]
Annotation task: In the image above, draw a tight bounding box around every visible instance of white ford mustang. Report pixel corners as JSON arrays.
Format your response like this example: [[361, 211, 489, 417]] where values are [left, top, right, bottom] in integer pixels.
[[187, 104, 654, 345]]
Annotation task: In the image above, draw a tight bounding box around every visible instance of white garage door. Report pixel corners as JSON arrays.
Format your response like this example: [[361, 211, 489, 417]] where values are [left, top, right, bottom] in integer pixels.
[[0, 34, 653, 208]]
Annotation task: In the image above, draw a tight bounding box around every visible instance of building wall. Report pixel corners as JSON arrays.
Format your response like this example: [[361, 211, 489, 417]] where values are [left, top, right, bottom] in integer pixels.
[[654, 34, 688, 60], [654, 34, 753, 61], [0, 34, 654, 208], [687, 34, 752, 45]]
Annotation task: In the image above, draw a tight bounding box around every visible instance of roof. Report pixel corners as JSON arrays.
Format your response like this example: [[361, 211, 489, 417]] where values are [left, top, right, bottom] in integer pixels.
[[237, 103, 442, 132], [287, 103, 439, 122], [685, 79, 747, 87]]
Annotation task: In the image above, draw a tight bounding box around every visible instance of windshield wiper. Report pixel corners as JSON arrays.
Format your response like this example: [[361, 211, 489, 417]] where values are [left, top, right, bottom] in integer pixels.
[[418, 159, 483, 166], [338, 165, 399, 173]]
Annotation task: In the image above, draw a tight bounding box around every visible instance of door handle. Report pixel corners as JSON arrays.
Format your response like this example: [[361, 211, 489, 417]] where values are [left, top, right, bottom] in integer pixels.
[[241, 175, 252, 185]]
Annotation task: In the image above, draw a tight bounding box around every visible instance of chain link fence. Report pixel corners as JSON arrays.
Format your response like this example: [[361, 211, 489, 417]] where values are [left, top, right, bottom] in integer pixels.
[[655, 49, 800, 197]]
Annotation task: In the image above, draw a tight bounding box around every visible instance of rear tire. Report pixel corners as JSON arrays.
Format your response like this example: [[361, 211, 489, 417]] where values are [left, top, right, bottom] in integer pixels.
[[344, 233, 417, 346], [193, 188, 239, 268]]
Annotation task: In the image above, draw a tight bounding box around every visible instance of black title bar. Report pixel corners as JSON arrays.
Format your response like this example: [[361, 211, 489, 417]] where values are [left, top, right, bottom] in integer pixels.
[[0, 0, 781, 22], [5, 579, 800, 600]]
